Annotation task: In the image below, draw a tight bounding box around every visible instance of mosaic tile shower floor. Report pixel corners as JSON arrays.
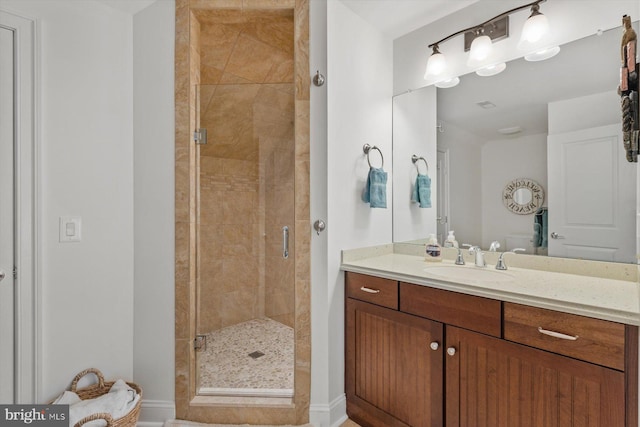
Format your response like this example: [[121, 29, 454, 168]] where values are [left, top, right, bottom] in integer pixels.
[[197, 318, 294, 393]]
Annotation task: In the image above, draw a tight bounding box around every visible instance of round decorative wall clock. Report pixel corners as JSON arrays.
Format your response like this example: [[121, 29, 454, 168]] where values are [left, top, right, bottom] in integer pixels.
[[502, 178, 545, 215]]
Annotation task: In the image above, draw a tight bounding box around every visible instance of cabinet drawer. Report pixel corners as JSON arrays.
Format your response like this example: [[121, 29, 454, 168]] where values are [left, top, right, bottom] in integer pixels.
[[400, 282, 501, 337], [346, 272, 398, 309], [503, 303, 625, 371]]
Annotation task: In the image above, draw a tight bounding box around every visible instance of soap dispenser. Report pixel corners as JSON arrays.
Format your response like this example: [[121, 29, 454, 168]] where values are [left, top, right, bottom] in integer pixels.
[[443, 230, 458, 248], [425, 234, 442, 262]]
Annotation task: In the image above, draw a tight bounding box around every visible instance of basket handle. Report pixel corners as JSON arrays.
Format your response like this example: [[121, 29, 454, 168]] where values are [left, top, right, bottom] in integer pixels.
[[74, 413, 113, 427], [71, 368, 105, 392]]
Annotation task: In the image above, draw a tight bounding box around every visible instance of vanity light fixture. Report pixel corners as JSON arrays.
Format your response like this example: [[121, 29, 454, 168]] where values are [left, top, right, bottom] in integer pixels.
[[424, 0, 558, 85]]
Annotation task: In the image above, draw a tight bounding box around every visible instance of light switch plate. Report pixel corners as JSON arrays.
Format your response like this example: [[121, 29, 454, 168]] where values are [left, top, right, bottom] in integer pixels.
[[59, 216, 82, 242]]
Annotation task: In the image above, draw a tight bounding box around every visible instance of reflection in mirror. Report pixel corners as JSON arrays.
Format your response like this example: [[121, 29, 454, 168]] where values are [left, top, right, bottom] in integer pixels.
[[393, 21, 639, 264], [513, 189, 532, 205]]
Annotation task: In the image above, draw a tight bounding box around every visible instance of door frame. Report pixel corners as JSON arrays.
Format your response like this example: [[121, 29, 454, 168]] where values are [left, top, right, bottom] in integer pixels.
[[0, 9, 39, 404]]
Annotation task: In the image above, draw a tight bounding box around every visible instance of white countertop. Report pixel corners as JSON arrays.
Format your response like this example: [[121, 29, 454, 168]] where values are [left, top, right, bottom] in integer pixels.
[[341, 252, 640, 326]]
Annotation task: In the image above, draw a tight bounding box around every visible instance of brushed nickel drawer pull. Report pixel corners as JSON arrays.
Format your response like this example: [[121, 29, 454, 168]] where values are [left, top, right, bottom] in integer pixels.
[[360, 286, 381, 294], [537, 326, 579, 341]]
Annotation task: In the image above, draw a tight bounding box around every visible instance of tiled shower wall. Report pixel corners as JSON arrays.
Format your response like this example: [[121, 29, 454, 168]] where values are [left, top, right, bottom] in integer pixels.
[[196, 10, 295, 332]]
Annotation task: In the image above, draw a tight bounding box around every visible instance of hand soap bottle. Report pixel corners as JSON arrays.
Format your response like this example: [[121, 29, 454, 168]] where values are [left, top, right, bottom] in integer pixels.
[[425, 234, 442, 262], [443, 230, 458, 248]]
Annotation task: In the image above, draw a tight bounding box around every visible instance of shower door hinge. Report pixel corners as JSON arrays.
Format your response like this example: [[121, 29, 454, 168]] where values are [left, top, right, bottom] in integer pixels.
[[13, 266, 17, 280], [194, 128, 207, 145], [194, 335, 207, 351]]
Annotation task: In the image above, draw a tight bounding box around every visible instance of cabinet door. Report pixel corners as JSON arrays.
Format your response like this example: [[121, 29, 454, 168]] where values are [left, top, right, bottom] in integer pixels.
[[346, 298, 444, 427], [446, 326, 626, 427]]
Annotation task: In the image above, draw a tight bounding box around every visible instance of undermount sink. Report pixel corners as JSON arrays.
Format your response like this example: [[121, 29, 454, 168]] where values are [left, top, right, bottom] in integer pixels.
[[424, 265, 515, 283]]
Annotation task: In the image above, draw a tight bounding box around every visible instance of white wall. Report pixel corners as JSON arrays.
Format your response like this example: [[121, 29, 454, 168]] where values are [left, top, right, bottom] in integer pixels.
[[132, 0, 176, 422], [549, 91, 620, 135], [309, 0, 331, 424], [480, 134, 547, 250], [437, 121, 482, 247], [392, 87, 438, 243], [0, 0, 134, 402], [309, 1, 393, 425]]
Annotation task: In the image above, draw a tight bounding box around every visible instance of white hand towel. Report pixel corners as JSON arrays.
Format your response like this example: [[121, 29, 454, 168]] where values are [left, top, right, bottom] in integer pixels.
[[68, 380, 138, 427], [52, 391, 81, 405]]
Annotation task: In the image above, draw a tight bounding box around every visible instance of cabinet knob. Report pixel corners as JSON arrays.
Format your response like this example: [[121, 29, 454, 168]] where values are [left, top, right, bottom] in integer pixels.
[[447, 347, 456, 356], [429, 342, 439, 351]]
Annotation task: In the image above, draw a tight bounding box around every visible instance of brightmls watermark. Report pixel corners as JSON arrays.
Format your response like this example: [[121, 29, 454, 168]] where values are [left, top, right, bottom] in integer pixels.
[[0, 405, 68, 427]]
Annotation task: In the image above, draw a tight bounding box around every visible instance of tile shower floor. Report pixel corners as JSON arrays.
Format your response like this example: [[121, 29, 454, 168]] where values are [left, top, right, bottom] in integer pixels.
[[197, 318, 294, 396]]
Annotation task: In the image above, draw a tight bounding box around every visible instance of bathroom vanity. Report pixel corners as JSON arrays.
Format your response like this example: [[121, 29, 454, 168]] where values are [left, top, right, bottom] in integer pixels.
[[341, 245, 640, 427]]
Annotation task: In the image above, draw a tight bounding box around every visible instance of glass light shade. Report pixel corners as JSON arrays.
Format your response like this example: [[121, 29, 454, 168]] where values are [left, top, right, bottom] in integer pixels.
[[425, 52, 447, 78], [475, 62, 506, 77], [435, 77, 460, 88], [520, 13, 549, 44], [467, 35, 493, 67], [524, 45, 560, 61]]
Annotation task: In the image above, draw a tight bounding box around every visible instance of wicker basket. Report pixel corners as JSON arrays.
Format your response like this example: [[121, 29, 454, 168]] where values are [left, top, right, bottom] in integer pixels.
[[66, 368, 142, 427]]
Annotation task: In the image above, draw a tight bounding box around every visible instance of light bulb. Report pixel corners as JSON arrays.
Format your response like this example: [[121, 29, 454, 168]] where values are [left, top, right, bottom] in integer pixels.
[[435, 77, 460, 88], [469, 35, 492, 61], [476, 62, 506, 77], [524, 45, 560, 61], [521, 13, 549, 43], [425, 48, 447, 78]]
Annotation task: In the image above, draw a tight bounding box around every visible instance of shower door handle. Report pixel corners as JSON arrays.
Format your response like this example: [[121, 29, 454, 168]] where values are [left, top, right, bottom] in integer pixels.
[[283, 226, 289, 259]]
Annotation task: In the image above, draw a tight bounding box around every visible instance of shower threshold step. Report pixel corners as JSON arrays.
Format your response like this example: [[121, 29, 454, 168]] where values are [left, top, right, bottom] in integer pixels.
[[198, 387, 294, 399]]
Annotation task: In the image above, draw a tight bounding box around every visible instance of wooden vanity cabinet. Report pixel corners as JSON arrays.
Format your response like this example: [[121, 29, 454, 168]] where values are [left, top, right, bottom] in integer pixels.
[[346, 273, 444, 426], [345, 272, 638, 427], [346, 298, 444, 427], [446, 325, 626, 427]]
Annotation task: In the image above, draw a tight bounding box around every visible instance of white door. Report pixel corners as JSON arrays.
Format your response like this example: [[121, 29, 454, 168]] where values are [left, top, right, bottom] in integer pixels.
[[547, 124, 636, 263], [0, 24, 15, 403], [436, 148, 449, 243]]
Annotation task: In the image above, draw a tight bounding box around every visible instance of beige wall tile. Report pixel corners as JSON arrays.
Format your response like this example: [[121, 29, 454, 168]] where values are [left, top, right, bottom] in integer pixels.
[[191, 0, 242, 9], [242, 0, 295, 9]]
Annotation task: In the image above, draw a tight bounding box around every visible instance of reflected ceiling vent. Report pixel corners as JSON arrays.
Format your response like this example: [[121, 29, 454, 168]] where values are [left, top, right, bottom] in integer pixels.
[[498, 126, 523, 135], [476, 100, 496, 109]]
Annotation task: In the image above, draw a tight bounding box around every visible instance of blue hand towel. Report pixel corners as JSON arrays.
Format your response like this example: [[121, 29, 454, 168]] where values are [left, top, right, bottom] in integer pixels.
[[362, 167, 387, 208], [411, 174, 432, 208], [533, 207, 548, 248]]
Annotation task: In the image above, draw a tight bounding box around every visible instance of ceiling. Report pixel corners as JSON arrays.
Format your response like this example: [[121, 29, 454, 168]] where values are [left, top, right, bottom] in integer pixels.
[[340, 0, 479, 39]]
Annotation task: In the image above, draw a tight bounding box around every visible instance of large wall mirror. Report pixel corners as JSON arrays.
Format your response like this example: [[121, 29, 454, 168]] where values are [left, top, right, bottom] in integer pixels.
[[392, 20, 639, 264]]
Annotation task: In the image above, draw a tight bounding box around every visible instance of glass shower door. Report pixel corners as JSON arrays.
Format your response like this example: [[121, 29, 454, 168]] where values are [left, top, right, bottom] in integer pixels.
[[194, 82, 295, 398]]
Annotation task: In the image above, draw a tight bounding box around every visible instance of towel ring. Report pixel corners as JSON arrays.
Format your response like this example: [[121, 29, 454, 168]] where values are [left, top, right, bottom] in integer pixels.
[[411, 155, 429, 174], [363, 144, 384, 169]]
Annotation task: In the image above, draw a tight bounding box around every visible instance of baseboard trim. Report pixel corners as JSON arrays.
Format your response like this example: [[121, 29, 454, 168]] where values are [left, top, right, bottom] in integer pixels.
[[138, 399, 175, 427], [309, 394, 347, 427]]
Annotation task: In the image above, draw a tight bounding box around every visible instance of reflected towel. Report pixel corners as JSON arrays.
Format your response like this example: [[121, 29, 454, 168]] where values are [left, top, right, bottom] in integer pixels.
[[533, 207, 548, 248], [411, 174, 432, 208], [362, 167, 387, 208]]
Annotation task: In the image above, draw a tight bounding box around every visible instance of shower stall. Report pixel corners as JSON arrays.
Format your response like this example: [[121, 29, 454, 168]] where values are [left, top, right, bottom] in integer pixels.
[[173, 1, 310, 423], [195, 79, 296, 398]]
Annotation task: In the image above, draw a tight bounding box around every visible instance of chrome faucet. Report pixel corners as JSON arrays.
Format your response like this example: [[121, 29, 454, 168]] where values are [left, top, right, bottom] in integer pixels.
[[495, 248, 526, 270], [463, 244, 486, 267]]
